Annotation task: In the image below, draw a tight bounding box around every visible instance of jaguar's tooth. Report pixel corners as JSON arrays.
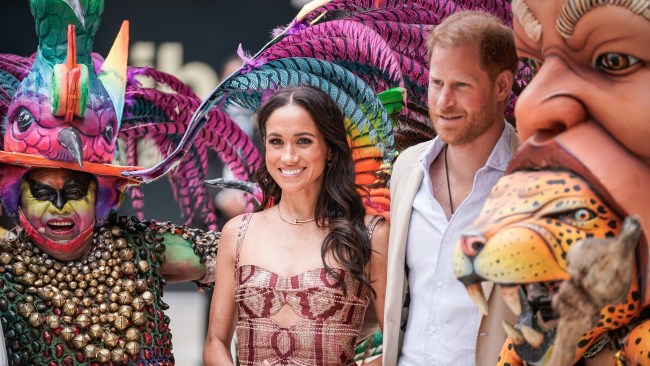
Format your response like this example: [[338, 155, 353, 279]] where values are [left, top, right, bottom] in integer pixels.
[[520, 325, 544, 348], [500, 285, 522, 316], [501, 321, 524, 345], [466, 283, 489, 316]]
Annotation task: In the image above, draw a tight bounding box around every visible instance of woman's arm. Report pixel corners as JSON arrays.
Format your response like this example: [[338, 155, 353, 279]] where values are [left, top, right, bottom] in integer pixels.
[[203, 217, 241, 366], [364, 219, 389, 365]]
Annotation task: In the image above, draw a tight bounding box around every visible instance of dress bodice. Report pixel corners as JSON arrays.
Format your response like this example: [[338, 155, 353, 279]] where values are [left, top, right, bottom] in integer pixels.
[[233, 213, 380, 366]]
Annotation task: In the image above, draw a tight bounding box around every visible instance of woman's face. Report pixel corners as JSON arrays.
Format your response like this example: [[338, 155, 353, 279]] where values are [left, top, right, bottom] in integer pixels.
[[264, 104, 330, 196]]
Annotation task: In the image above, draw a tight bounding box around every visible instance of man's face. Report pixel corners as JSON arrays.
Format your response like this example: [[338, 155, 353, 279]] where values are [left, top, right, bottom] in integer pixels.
[[20, 168, 96, 259], [427, 43, 501, 146], [513, 0, 650, 160]]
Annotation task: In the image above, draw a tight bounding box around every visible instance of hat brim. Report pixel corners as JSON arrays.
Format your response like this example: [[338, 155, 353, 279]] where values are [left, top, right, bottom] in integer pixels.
[[0, 151, 143, 185]]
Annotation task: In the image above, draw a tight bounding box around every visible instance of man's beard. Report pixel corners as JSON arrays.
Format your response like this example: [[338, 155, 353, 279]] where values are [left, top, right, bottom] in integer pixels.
[[432, 103, 498, 146]]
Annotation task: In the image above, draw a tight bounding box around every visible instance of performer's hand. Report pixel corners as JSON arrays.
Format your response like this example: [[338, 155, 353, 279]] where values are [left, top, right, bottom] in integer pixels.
[[262, 360, 272, 366]]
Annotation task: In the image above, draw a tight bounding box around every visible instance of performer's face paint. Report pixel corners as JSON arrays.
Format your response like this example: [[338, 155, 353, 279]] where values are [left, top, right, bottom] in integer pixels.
[[20, 168, 96, 260], [264, 104, 329, 196], [512, 0, 650, 160]]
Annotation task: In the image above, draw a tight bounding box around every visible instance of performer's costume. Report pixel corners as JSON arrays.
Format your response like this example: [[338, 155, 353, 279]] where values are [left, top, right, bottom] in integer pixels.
[[0, 0, 224, 364], [453, 0, 650, 365], [0, 0, 534, 365]]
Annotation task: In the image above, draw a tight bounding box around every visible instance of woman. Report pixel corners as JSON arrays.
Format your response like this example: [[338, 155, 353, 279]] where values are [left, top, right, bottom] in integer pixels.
[[203, 85, 388, 366]]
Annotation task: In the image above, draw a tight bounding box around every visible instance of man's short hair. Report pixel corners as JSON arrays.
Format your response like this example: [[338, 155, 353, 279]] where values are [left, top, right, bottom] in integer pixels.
[[427, 11, 518, 81]]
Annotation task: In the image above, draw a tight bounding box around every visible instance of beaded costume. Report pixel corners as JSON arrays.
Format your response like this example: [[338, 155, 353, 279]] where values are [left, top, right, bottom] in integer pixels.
[[233, 214, 380, 366], [0, 215, 218, 365], [0, 0, 225, 364]]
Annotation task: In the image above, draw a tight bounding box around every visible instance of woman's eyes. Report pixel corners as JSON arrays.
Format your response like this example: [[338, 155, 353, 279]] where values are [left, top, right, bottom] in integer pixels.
[[267, 138, 312, 145]]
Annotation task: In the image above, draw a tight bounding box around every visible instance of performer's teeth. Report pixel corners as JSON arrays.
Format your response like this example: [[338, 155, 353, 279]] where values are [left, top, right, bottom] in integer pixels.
[[466, 283, 489, 316], [501, 321, 524, 345], [500, 285, 522, 316], [520, 325, 544, 348]]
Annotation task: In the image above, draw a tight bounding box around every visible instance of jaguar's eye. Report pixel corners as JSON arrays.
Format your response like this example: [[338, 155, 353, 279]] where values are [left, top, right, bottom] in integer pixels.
[[102, 123, 114, 144], [16, 108, 35, 133], [570, 208, 595, 222]]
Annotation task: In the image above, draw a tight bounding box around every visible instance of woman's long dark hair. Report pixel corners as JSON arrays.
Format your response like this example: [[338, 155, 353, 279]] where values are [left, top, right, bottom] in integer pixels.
[[254, 85, 373, 295]]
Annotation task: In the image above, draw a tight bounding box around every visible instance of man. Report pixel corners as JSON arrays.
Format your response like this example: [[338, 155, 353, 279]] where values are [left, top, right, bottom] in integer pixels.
[[383, 11, 520, 365]]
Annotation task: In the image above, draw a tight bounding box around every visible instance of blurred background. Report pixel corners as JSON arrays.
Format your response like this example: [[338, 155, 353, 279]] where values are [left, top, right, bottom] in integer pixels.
[[0, 1, 311, 364]]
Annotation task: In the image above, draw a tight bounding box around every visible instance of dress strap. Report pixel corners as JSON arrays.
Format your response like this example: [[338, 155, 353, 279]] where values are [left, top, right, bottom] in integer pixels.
[[366, 215, 384, 240], [235, 213, 253, 270]]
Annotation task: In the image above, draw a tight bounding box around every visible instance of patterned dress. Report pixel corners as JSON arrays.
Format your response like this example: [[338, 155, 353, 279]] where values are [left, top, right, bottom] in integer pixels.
[[233, 213, 380, 365]]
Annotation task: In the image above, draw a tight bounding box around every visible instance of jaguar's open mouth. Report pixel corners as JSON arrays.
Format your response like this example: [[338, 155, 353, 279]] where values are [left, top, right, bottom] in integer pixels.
[[467, 281, 561, 364]]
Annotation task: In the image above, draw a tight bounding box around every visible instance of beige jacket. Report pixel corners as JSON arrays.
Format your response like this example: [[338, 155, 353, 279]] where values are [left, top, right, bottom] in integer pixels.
[[383, 132, 520, 366]]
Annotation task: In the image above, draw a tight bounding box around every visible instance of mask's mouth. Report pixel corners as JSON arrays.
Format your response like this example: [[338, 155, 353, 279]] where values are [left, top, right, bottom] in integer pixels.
[[500, 283, 560, 365]]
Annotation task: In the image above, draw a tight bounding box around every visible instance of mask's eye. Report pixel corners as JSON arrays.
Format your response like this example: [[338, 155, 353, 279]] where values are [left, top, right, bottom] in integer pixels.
[[102, 124, 114, 144], [570, 208, 595, 222], [554, 208, 597, 226], [595, 53, 640, 74], [16, 108, 35, 133], [520, 57, 543, 77]]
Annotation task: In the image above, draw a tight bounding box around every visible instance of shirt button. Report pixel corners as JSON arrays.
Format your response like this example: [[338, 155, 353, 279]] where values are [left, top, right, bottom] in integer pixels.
[[444, 237, 451, 243], [437, 281, 443, 287], [478, 171, 485, 176], [431, 326, 437, 333]]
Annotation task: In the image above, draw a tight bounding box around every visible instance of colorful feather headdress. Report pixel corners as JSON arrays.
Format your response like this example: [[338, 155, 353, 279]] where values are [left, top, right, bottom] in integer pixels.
[[122, 0, 531, 219], [1, 0, 531, 230]]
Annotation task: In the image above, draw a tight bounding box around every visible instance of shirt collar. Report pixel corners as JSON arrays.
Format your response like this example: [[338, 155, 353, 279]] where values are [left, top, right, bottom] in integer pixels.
[[418, 121, 515, 172]]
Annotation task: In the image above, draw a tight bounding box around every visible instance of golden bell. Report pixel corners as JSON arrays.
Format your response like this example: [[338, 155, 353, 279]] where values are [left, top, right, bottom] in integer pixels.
[[63, 300, 77, 317], [122, 279, 136, 293], [76, 314, 91, 329], [125, 327, 140, 341], [61, 326, 76, 341], [52, 293, 66, 308], [125, 341, 140, 356], [118, 305, 132, 318], [97, 348, 111, 362], [47, 315, 61, 329], [142, 291, 154, 305], [118, 249, 133, 261], [131, 311, 145, 326], [17, 302, 35, 318], [73, 333, 88, 349], [28, 312, 45, 328], [114, 315, 130, 330], [83, 344, 98, 358], [111, 348, 125, 363], [131, 297, 145, 311], [137, 260, 149, 274], [103, 332, 118, 348], [118, 291, 132, 305], [111, 226, 122, 238], [89, 323, 104, 339]]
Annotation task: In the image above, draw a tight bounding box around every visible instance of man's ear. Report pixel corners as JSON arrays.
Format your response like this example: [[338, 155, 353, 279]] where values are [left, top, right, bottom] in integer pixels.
[[495, 70, 514, 102]]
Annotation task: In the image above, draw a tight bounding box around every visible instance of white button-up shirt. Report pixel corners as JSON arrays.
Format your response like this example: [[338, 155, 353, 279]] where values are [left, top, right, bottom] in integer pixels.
[[398, 122, 515, 365]]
